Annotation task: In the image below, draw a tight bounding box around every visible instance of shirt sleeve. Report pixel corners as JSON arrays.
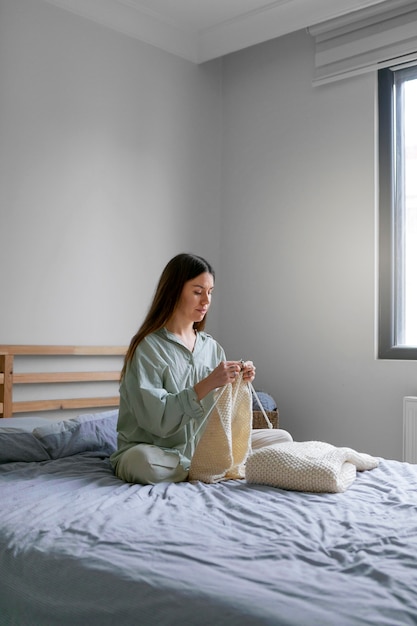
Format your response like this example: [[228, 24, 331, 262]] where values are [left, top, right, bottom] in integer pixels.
[[122, 343, 206, 439]]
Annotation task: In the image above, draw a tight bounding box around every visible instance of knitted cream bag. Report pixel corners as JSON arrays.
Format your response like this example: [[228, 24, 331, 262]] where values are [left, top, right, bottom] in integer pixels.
[[188, 372, 252, 483], [245, 440, 379, 493]]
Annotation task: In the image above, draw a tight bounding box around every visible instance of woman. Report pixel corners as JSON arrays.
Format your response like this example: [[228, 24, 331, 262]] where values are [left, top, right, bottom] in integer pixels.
[[110, 253, 292, 484]]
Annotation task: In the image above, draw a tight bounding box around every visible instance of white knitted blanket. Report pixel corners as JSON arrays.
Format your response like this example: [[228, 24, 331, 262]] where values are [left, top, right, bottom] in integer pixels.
[[245, 440, 379, 493], [188, 373, 252, 484]]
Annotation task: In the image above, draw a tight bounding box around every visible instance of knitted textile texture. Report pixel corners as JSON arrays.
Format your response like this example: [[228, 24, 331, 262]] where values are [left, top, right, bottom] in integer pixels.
[[189, 373, 252, 483], [246, 440, 379, 493]]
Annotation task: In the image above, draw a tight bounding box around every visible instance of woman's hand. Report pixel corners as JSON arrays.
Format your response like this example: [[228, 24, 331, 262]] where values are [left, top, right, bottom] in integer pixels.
[[212, 360, 245, 386], [240, 360, 256, 384], [194, 360, 256, 401]]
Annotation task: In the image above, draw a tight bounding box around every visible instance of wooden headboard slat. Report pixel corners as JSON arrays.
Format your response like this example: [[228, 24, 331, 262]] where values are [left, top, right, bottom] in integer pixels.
[[12, 397, 121, 414], [0, 345, 126, 356], [13, 371, 121, 384], [0, 354, 13, 418], [0, 346, 126, 418]]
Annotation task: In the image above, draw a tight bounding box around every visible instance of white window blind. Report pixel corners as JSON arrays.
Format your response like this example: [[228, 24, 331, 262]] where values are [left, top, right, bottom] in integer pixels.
[[309, 0, 417, 85]]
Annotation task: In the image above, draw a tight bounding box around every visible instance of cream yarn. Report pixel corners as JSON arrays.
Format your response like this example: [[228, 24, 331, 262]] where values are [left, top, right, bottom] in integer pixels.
[[189, 372, 252, 483]]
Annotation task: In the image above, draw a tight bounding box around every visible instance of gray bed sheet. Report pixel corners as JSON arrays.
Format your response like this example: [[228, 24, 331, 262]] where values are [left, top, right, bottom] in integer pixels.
[[1, 453, 417, 625]]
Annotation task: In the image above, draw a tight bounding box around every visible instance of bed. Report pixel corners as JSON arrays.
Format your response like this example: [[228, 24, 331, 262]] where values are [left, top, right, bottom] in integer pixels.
[[1, 346, 417, 626]]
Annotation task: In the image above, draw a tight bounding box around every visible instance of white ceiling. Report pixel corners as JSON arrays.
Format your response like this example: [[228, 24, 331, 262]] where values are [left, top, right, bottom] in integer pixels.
[[42, 0, 393, 63]]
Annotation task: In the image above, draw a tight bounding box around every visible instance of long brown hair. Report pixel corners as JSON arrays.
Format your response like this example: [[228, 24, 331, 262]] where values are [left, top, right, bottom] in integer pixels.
[[120, 253, 215, 381]]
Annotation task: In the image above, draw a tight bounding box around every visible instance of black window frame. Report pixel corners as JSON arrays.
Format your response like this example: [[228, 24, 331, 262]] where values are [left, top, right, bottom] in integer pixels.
[[378, 65, 417, 360]]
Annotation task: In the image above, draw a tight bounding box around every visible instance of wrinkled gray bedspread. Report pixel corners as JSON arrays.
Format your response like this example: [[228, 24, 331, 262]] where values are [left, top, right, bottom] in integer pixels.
[[1, 454, 417, 626]]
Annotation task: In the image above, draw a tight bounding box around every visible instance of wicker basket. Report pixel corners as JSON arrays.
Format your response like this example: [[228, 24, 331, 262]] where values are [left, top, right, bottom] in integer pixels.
[[252, 409, 279, 429]]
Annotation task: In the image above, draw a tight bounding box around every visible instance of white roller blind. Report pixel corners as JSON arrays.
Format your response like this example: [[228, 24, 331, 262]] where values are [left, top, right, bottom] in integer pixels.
[[309, 0, 417, 85]]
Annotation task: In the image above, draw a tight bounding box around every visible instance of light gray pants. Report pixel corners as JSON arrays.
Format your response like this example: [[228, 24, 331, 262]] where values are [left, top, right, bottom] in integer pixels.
[[115, 428, 293, 485]]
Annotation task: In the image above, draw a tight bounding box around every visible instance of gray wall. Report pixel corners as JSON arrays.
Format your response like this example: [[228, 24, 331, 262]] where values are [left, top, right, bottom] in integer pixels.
[[1, 0, 417, 459], [0, 0, 223, 345], [218, 32, 417, 460]]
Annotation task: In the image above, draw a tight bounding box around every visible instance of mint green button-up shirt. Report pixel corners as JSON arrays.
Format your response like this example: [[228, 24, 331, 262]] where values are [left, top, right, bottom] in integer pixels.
[[110, 328, 225, 471]]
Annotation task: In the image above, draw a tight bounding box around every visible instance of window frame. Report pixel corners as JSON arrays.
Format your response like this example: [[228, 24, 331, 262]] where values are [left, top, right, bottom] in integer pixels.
[[378, 65, 417, 359]]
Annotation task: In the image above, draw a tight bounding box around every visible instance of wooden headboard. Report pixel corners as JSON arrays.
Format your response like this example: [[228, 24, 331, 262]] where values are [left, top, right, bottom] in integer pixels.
[[0, 345, 126, 418]]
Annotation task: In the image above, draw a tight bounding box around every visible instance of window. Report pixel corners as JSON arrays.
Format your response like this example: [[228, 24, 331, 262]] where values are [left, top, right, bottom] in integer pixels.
[[378, 64, 417, 359]]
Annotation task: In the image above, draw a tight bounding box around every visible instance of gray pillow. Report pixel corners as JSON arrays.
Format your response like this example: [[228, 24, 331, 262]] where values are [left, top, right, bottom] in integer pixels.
[[0, 417, 52, 463], [33, 410, 118, 459]]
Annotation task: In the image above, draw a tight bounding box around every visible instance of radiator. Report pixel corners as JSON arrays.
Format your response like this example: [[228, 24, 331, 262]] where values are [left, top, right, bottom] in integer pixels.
[[403, 396, 417, 463]]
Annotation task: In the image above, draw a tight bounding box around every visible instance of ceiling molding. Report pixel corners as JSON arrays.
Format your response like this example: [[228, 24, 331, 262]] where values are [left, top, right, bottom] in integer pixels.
[[41, 0, 394, 64], [308, 0, 417, 35], [196, 0, 392, 62], [42, 0, 199, 61]]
